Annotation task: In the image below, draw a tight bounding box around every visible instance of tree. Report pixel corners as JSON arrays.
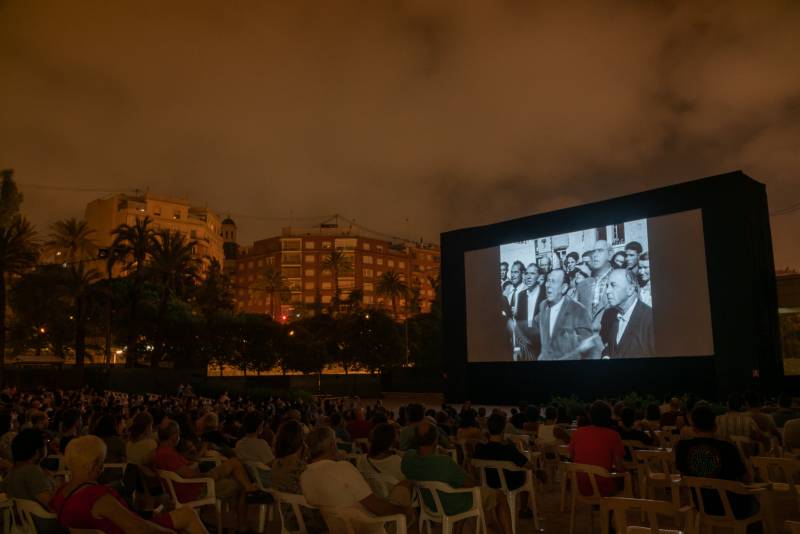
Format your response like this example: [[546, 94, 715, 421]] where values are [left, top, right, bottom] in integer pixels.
[[111, 216, 156, 366], [375, 270, 409, 320], [251, 265, 290, 319], [194, 258, 234, 316], [46, 217, 97, 264], [64, 262, 102, 367], [0, 170, 38, 368], [148, 229, 199, 367], [320, 249, 353, 312]]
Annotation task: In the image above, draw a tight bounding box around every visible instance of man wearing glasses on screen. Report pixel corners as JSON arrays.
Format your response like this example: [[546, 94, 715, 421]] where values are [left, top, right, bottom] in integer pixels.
[[599, 268, 654, 358], [535, 269, 599, 360]]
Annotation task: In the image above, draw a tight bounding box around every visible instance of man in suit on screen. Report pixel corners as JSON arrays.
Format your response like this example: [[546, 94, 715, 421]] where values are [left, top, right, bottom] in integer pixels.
[[599, 268, 655, 358], [514, 263, 547, 359], [536, 269, 598, 360], [576, 239, 614, 333]]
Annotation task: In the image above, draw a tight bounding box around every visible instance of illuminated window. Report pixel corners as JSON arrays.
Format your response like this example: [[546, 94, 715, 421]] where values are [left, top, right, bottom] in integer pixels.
[[363, 256, 373, 264], [388, 260, 394, 267], [305, 269, 315, 276], [304, 296, 315, 303], [363, 242, 371, 251], [377, 258, 384, 266], [322, 282, 332, 290], [363, 282, 374, 291], [364, 296, 373, 304], [322, 295, 332, 303], [305, 255, 315, 263], [282, 239, 301, 251], [305, 241, 315, 249], [322, 241, 332, 249], [363, 268, 373, 277], [305, 282, 315, 290], [283, 266, 301, 278], [154, 206, 162, 216], [398, 261, 405, 269]]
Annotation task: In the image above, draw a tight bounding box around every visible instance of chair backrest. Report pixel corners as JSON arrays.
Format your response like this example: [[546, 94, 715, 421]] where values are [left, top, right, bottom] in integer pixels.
[[681, 476, 765, 520], [784, 419, 800, 451], [415, 480, 480, 520], [14, 498, 57, 534], [268, 489, 317, 534], [457, 438, 485, 468], [244, 461, 271, 491], [437, 446, 459, 464], [787, 520, 800, 534], [471, 459, 530, 494], [564, 462, 613, 503], [751, 456, 799, 491], [321, 506, 407, 534], [604, 497, 686, 534], [633, 449, 674, 478]]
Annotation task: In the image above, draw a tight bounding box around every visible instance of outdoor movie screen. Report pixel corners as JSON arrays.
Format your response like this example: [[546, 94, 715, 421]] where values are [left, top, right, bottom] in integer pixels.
[[464, 209, 714, 362]]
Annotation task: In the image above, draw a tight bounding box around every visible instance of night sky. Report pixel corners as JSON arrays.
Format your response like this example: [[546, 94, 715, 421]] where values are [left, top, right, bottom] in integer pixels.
[[1, 1, 798, 267]]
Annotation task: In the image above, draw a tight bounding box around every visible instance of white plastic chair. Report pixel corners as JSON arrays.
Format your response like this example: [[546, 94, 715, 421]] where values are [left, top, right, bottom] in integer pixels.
[[471, 459, 540, 532], [681, 476, 767, 534], [415, 481, 486, 534], [244, 461, 275, 533], [321, 506, 407, 534], [788, 519, 800, 534], [564, 462, 632, 534], [604, 496, 693, 534], [0, 494, 12, 534], [14, 498, 58, 534], [268, 489, 319, 534], [632, 449, 678, 501], [157, 469, 223, 534], [751, 455, 800, 510]]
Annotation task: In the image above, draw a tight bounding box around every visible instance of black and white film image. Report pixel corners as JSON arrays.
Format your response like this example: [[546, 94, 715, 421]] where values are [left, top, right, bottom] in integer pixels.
[[499, 219, 653, 361]]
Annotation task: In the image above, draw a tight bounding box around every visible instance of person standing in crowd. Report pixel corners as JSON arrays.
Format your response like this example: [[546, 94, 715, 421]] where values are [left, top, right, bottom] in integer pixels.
[[500, 262, 510, 290], [638, 253, 652, 307], [624, 242, 643, 274], [599, 269, 654, 358], [611, 251, 626, 269], [536, 269, 597, 360], [564, 252, 580, 275], [537, 254, 553, 276], [503, 261, 527, 313], [577, 240, 614, 332], [514, 263, 545, 360]]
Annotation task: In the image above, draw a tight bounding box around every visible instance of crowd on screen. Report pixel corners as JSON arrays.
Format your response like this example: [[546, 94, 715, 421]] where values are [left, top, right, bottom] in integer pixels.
[[499, 239, 653, 361], [0, 386, 798, 533]]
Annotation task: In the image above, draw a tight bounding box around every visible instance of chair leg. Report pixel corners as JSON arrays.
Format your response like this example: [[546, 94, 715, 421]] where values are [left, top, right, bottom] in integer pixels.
[[530, 489, 541, 532], [257, 504, 266, 533], [508, 494, 516, 534], [216, 500, 223, 534], [560, 476, 567, 512], [569, 494, 576, 534]]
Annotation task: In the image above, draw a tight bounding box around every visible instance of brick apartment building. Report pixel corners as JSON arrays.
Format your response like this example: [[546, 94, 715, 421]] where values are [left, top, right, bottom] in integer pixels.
[[225, 222, 440, 319]]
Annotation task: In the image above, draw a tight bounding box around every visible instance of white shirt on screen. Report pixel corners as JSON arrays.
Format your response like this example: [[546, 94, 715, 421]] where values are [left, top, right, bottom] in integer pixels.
[[506, 284, 525, 314], [548, 298, 565, 337], [527, 286, 541, 327], [615, 300, 638, 344]]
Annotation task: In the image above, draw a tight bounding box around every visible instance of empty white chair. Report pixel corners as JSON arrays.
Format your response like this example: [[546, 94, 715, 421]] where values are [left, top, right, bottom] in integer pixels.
[[15, 498, 58, 534], [415, 481, 486, 534], [268, 489, 319, 534], [604, 496, 693, 534]]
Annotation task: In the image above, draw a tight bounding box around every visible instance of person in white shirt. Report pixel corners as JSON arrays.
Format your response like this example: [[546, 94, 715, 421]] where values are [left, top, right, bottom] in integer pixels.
[[356, 423, 410, 504], [235, 412, 274, 487], [300, 427, 413, 534]]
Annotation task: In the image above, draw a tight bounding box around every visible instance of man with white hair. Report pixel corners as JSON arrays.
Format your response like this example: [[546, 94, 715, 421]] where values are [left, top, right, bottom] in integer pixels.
[[599, 268, 654, 357], [300, 426, 413, 534], [51, 435, 208, 533]]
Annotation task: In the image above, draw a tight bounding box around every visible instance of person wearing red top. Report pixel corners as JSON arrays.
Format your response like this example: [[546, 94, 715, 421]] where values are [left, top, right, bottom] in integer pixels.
[[51, 435, 207, 534], [568, 401, 626, 497], [153, 421, 269, 533], [346, 407, 373, 441]]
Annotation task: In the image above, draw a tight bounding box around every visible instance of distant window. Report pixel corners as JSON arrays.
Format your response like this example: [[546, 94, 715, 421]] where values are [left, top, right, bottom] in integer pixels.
[[305, 269, 315, 276], [322, 241, 332, 249], [154, 206, 162, 216], [304, 296, 315, 303], [363, 243, 371, 251], [388, 260, 394, 267], [322, 295, 332, 303], [376, 258, 384, 266], [305, 241, 315, 249], [363, 282, 374, 292], [398, 261, 405, 269], [305, 255, 315, 263], [173, 210, 181, 220], [363, 256, 373, 264], [322, 282, 332, 290], [364, 296, 373, 304], [363, 268, 373, 278], [305, 282, 315, 290]]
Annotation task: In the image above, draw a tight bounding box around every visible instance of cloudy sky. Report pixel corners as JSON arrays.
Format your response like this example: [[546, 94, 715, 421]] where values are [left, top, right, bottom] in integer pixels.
[[1, 0, 798, 267]]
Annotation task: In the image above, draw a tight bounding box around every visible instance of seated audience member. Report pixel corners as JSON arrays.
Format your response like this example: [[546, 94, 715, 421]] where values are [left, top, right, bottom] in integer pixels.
[[473, 413, 534, 517], [153, 421, 269, 533], [56, 408, 82, 453], [568, 401, 626, 497], [235, 411, 273, 487], [538, 406, 570, 444], [301, 426, 412, 534], [0, 412, 16, 467], [745, 391, 782, 445], [617, 407, 654, 446], [522, 405, 540, 433], [199, 412, 235, 458], [477, 407, 488, 429], [93, 414, 127, 463], [675, 404, 757, 520], [715, 393, 768, 445], [772, 394, 799, 428], [346, 407, 373, 441], [51, 435, 208, 534], [398, 403, 451, 450], [510, 406, 527, 430], [659, 398, 682, 428], [643, 404, 662, 431], [330, 412, 352, 443], [126, 412, 158, 466], [402, 420, 513, 534], [456, 409, 484, 442], [0, 429, 55, 505], [271, 420, 325, 533], [356, 423, 407, 501]]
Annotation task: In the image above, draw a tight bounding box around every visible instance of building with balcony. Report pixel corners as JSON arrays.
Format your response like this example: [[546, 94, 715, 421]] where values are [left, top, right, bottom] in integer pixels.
[[84, 192, 225, 269], [229, 224, 440, 320]]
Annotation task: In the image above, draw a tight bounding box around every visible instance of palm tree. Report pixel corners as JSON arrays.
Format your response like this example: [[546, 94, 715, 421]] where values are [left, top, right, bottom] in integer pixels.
[[65, 262, 102, 367], [148, 229, 199, 367], [111, 216, 156, 366], [251, 265, 290, 319], [375, 270, 409, 320], [47, 217, 96, 264], [320, 249, 353, 312], [0, 217, 38, 368]]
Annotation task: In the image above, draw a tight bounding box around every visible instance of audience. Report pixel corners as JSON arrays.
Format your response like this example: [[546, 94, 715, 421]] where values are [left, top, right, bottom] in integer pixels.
[[616, 407, 654, 446], [568, 401, 625, 497], [772, 393, 799, 428], [301, 426, 412, 534], [715, 393, 768, 446], [355, 423, 406, 500], [675, 404, 757, 520], [52, 435, 208, 533], [126, 411, 158, 466]]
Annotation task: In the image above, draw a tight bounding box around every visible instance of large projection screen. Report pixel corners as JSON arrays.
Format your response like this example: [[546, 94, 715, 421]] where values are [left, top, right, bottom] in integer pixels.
[[464, 209, 713, 362]]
